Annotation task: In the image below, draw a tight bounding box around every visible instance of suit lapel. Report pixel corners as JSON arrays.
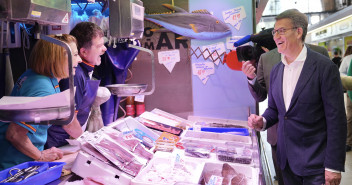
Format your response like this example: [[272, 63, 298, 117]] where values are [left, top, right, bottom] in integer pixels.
[[287, 49, 316, 112], [276, 63, 286, 111]]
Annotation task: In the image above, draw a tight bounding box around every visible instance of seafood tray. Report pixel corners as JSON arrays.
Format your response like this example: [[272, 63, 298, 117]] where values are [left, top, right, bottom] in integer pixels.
[[108, 116, 160, 148], [131, 152, 205, 185], [200, 162, 259, 185], [181, 130, 252, 149], [71, 151, 133, 185]]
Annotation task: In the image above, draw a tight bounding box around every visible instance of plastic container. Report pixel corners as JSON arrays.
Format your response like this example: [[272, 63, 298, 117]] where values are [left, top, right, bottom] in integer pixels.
[[0, 161, 65, 185], [181, 130, 252, 149], [188, 127, 249, 136], [154, 139, 175, 152], [131, 152, 205, 185], [183, 142, 213, 159], [216, 142, 252, 165], [200, 162, 259, 185]]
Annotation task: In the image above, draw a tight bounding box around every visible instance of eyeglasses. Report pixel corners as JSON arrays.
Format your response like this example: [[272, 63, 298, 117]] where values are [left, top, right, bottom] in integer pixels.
[[272, 27, 297, 35]]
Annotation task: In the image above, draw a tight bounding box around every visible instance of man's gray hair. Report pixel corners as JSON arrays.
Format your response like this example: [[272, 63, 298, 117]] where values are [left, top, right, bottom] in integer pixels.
[[275, 9, 308, 42]]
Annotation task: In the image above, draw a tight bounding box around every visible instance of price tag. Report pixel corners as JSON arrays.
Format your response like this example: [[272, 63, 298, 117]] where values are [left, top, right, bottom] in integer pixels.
[[135, 95, 145, 102], [207, 175, 223, 185], [122, 131, 135, 140]]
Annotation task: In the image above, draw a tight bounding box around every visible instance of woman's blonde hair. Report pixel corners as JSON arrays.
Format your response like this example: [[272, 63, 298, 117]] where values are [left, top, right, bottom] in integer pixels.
[[29, 34, 77, 79]]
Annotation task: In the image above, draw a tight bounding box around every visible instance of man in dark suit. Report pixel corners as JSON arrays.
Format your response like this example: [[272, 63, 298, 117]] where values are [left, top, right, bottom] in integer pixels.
[[247, 9, 346, 185], [242, 45, 328, 185]]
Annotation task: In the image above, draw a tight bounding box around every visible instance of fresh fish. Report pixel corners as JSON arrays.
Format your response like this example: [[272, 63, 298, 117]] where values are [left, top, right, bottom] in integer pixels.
[[145, 4, 232, 40], [221, 163, 237, 185]]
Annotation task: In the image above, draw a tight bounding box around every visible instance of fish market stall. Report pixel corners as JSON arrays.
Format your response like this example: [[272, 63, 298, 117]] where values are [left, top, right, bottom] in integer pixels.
[[0, 0, 272, 184], [41, 110, 266, 185]]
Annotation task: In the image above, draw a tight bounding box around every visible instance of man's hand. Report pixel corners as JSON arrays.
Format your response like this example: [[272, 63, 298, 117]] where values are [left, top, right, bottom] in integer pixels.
[[248, 114, 264, 131], [241, 61, 256, 80], [325, 170, 341, 185]]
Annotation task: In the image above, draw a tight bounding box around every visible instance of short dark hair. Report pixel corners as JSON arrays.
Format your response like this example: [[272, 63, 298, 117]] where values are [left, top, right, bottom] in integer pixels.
[[345, 46, 352, 57], [275, 9, 308, 42], [70, 22, 104, 53]]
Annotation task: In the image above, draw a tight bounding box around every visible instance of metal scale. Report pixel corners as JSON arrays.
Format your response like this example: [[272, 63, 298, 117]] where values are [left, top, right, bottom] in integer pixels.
[[105, 0, 155, 97], [0, 0, 75, 125]]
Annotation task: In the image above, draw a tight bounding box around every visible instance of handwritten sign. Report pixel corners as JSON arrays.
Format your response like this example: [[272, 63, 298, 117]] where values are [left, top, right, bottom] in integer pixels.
[[222, 6, 246, 30], [192, 62, 215, 84], [202, 42, 226, 66], [158, 50, 180, 73]]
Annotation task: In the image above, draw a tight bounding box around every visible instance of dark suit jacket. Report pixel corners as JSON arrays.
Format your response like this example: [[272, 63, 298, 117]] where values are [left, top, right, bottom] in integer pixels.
[[249, 44, 329, 146], [262, 48, 346, 176]]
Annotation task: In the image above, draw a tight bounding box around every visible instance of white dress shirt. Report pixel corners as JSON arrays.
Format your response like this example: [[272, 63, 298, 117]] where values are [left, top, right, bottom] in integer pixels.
[[281, 46, 307, 110]]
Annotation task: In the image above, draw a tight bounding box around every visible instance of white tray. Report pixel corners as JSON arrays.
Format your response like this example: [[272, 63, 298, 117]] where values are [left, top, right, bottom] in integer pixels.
[[131, 152, 205, 185], [181, 130, 252, 149], [200, 162, 259, 185], [108, 116, 160, 145], [71, 151, 133, 184]]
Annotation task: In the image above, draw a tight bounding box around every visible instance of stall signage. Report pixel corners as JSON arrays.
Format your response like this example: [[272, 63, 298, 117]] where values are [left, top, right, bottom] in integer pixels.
[[311, 27, 332, 41], [31, 11, 41, 18], [311, 16, 352, 42]]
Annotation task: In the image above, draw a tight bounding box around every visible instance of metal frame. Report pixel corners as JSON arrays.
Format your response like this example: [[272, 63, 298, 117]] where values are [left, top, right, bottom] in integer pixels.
[[0, 34, 75, 125]]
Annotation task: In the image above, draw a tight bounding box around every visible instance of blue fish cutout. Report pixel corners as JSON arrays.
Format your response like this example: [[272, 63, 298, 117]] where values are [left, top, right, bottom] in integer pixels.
[[145, 4, 232, 40]]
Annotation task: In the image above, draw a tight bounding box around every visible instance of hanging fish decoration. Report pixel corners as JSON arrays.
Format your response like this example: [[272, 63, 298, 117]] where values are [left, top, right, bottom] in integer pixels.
[[145, 4, 232, 40]]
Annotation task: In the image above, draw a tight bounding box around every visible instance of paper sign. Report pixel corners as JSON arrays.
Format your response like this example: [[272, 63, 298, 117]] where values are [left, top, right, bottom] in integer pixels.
[[192, 62, 215, 84], [222, 6, 246, 30], [226, 36, 250, 50], [202, 42, 226, 66], [135, 95, 145, 102], [62, 13, 69, 24], [158, 50, 180, 73]]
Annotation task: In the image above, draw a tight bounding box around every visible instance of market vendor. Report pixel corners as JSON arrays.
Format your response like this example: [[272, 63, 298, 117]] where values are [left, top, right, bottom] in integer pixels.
[[46, 22, 107, 148], [0, 34, 82, 170]]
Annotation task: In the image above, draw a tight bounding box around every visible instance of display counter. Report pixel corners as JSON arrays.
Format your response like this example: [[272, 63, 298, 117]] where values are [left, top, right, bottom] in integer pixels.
[[16, 111, 273, 185]]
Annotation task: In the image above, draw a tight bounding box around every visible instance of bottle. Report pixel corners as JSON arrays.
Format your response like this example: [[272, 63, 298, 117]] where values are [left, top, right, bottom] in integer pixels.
[[135, 95, 145, 117], [126, 96, 135, 117]]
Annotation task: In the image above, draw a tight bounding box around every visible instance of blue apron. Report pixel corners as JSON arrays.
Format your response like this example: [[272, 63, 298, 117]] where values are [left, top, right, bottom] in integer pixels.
[[46, 63, 100, 148], [97, 41, 140, 125]]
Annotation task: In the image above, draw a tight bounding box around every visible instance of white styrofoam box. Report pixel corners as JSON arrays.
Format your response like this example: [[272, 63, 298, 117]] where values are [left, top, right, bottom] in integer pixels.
[[131, 152, 205, 185], [200, 162, 259, 185], [180, 130, 252, 148], [108, 116, 160, 142], [71, 151, 133, 184]]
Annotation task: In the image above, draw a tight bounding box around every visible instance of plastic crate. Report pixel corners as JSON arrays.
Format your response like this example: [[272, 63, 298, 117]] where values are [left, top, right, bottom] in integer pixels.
[[0, 161, 65, 185]]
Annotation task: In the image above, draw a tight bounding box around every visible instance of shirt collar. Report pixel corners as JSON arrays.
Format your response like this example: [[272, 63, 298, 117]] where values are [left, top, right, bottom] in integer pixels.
[[281, 45, 307, 66], [80, 60, 95, 73]]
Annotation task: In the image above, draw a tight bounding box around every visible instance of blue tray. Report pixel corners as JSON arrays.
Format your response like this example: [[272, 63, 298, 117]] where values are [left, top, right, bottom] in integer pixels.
[[189, 127, 249, 136], [0, 161, 65, 185]]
